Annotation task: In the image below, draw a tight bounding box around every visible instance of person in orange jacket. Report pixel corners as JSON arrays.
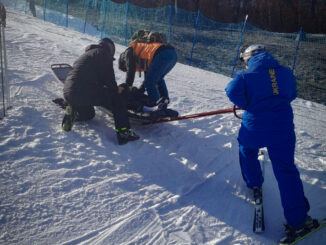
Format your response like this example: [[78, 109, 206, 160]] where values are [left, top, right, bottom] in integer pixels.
[[119, 31, 177, 110]]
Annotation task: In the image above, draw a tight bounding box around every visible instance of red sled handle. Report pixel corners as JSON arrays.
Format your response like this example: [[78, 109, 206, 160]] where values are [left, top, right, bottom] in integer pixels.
[[150, 107, 242, 124]]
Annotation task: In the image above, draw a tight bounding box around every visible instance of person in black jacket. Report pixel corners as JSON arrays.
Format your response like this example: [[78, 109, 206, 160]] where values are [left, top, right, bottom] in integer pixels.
[[62, 38, 139, 145]]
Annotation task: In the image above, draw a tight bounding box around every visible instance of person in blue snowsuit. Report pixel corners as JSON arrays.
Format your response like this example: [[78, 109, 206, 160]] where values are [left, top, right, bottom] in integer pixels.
[[225, 44, 318, 243]]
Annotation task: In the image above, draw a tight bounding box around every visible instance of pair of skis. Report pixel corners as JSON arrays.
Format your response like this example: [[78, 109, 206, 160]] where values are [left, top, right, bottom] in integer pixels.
[[252, 152, 326, 245]]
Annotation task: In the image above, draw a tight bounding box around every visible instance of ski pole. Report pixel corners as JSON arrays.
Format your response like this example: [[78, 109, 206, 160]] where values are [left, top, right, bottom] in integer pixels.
[[0, 25, 5, 117]]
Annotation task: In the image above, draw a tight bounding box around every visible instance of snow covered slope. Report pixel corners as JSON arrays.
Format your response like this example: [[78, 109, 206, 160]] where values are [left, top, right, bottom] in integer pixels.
[[1, 10, 326, 245]]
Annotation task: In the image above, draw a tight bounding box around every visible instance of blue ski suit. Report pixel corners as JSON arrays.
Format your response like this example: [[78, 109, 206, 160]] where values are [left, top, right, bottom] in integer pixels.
[[225, 51, 310, 229]]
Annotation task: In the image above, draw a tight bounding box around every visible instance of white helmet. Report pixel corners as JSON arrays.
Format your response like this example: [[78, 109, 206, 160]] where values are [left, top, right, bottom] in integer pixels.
[[240, 44, 265, 64]]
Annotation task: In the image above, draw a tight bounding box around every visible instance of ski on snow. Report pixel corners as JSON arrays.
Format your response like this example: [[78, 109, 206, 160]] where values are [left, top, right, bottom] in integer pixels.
[[253, 186, 264, 233], [279, 218, 326, 245], [251, 151, 326, 243], [253, 151, 265, 233]]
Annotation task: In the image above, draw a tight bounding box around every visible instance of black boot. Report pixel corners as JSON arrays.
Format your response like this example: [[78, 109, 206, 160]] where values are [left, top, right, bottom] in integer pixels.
[[116, 128, 140, 145], [156, 96, 170, 110], [279, 216, 320, 244], [62, 105, 77, 131], [253, 187, 262, 204]]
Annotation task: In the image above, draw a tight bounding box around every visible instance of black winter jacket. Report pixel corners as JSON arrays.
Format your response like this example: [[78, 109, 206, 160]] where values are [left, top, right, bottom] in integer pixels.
[[63, 44, 117, 99]]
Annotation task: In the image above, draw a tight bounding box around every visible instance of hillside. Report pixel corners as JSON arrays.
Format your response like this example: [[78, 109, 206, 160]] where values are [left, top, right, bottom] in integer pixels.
[[1, 9, 326, 245]]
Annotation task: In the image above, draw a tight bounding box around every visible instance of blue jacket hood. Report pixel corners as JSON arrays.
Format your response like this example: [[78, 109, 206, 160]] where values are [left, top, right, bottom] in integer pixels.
[[248, 51, 280, 70]]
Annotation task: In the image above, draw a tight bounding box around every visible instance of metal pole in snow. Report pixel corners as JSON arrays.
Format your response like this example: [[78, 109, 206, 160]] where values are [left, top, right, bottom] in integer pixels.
[[100, 0, 108, 39], [124, 0, 130, 46], [43, 0, 46, 21], [230, 14, 248, 78], [0, 25, 5, 117], [168, 0, 173, 44], [65, 0, 69, 27], [83, 0, 90, 33], [292, 27, 303, 71], [2, 26, 9, 109], [188, 10, 200, 65]]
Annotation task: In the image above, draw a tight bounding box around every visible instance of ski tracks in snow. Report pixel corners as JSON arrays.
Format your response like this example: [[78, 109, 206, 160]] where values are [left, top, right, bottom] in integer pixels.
[[2, 9, 326, 245]]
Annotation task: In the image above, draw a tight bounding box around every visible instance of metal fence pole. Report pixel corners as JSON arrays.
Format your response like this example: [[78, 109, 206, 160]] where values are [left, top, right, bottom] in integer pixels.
[[0, 25, 5, 117], [65, 0, 69, 27], [124, 0, 130, 46], [2, 26, 9, 109], [100, 0, 108, 39], [43, 0, 46, 21], [168, 0, 174, 44], [188, 10, 200, 65], [0, 3, 8, 117], [83, 0, 90, 33], [24, 0, 27, 13], [230, 14, 248, 78], [292, 27, 303, 71]]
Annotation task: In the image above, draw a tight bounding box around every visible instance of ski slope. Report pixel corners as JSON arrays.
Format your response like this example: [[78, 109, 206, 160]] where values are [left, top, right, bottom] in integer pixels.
[[1, 9, 326, 245]]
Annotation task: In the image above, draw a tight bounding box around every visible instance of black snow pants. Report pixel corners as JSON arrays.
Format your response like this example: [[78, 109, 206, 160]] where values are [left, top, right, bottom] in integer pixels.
[[64, 84, 130, 130]]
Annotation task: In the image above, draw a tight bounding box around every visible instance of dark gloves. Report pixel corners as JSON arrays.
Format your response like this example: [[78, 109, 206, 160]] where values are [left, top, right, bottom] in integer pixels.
[[52, 98, 68, 109], [138, 83, 145, 94], [129, 83, 145, 94]]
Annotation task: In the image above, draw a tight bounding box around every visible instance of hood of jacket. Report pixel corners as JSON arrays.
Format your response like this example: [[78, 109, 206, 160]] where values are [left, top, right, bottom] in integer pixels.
[[85, 44, 101, 52], [247, 51, 280, 70], [84, 43, 115, 60]]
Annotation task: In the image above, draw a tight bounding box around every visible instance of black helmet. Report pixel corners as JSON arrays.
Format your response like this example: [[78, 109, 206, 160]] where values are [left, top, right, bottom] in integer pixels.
[[240, 44, 265, 64], [99, 38, 115, 57]]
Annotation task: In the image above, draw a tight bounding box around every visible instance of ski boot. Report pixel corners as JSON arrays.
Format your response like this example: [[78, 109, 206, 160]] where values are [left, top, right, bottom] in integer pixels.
[[116, 128, 140, 145], [62, 105, 77, 132], [253, 187, 262, 205], [279, 216, 319, 244], [148, 97, 171, 120], [156, 96, 170, 110]]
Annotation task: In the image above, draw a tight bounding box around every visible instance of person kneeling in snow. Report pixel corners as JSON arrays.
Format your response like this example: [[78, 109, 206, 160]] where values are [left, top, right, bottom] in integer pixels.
[[225, 44, 318, 244], [62, 38, 139, 145]]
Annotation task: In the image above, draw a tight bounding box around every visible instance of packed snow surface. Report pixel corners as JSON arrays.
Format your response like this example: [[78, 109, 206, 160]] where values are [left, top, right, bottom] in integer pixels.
[[1, 10, 326, 245]]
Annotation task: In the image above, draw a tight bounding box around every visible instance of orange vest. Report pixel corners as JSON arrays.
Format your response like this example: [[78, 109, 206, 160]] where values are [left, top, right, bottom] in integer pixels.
[[130, 42, 164, 72]]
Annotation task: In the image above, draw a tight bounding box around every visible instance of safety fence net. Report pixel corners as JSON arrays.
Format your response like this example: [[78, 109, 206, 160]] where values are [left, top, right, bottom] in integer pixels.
[[3, 0, 326, 106]]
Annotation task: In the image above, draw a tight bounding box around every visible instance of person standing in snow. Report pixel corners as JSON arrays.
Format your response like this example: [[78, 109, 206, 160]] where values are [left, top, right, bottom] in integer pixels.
[[118, 30, 177, 111], [62, 38, 139, 145], [225, 44, 318, 243]]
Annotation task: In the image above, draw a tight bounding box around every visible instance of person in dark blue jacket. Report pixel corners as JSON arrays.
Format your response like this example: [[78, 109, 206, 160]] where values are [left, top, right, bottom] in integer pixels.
[[225, 44, 318, 243]]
